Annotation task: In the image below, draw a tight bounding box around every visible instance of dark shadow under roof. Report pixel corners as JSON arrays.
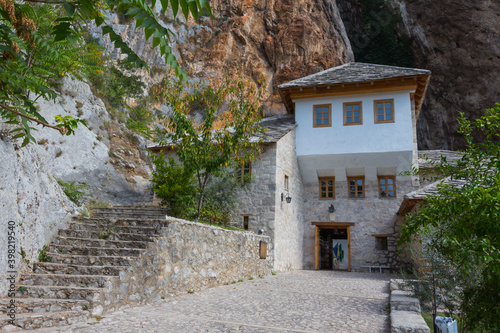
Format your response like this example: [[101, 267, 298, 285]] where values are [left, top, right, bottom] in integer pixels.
[[278, 62, 431, 89]]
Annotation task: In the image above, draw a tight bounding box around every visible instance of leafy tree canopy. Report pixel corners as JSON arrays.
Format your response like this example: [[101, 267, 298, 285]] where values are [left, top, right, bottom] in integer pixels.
[[400, 104, 500, 331], [151, 71, 267, 220], [0, 0, 211, 145]]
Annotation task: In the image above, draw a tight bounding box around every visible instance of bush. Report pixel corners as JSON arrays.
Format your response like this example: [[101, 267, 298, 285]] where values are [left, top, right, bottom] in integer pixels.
[[57, 178, 92, 206]]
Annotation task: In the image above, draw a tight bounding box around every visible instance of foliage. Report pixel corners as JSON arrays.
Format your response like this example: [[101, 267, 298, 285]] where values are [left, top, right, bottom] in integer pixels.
[[88, 58, 146, 110], [400, 104, 500, 332], [150, 154, 197, 218], [152, 71, 266, 219], [125, 100, 156, 139], [57, 178, 92, 206], [351, 0, 414, 67], [0, 0, 212, 144], [199, 175, 240, 225], [37, 245, 51, 262]]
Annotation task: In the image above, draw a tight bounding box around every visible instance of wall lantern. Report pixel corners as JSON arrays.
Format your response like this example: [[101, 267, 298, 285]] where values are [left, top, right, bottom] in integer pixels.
[[281, 193, 292, 203], [329, 204, 336, 222]]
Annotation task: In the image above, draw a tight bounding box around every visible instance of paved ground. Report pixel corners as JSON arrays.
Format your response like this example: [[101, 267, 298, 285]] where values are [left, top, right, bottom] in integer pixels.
[[36, 270, 392, 333]]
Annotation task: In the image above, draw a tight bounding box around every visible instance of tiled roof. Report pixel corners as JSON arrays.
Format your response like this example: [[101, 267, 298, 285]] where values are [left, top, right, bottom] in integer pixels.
[[418, 150, 463, 169], [278, 62, 431, 89], [404, 178, 467, 201], [147, 114, 296, 151]]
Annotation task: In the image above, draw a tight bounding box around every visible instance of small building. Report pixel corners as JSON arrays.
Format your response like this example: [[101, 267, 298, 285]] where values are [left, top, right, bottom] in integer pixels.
[[150, 62, 433, 272]]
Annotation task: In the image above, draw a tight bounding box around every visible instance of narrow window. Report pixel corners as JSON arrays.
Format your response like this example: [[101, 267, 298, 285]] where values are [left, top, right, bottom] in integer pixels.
[[375, 237, 388, 251], [235, 162, 251, 184], [313, 104, 332, 128], [343, 102, 363, 125], [243, 216, 249, 230], [378, 176, 396, 198], [374, 99, 395, 123], [348, 176, 365, 199], [284, 174, 290, 191], [319, 177, 335, 199]]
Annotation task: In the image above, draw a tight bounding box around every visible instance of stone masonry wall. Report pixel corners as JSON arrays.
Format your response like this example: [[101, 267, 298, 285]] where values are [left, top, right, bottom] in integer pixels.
[[302, 177, 417, 271], [99, 217, 272, 315], [273, 129, 305, 271], [233, 143, 277, 257]]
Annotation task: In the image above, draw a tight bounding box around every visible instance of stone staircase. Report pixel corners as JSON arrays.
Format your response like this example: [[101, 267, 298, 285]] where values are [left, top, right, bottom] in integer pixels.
[[0, 205, 168, 330]]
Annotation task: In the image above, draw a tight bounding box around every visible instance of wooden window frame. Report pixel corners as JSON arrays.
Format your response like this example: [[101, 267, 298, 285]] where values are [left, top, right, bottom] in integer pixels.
[[312, 104, 332, 128], [343, 101, 363, 126], [347, 176, 365, 199], [374, 99, 395, 124], [235, 162, 252, 184], [284, 172, 290, 192], [375, 236, 388, 251], [318, 177, 335, 199], [242, 215, 250, 230], [378, 176, 396, 198]]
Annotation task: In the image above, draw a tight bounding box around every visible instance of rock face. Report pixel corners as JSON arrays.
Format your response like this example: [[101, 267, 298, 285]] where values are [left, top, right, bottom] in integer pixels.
[[392, 0, 500, 150], [338, 0, 500, 150], [94, 0, 354, 114]]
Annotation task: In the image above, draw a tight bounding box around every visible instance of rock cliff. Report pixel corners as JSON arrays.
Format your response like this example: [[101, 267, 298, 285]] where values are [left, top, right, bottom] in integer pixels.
[[93, 0, 354, 114]]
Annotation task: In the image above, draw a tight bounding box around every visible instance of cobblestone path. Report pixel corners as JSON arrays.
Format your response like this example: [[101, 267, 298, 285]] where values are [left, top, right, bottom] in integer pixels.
[[35, 270, 391, 333]]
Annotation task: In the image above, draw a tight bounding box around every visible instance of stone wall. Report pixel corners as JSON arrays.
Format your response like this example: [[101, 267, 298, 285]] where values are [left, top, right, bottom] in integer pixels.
[[233, 143, 277, 243], [302, 177, 417, 271], [273, 129, 305, 271], [99, 217, 272, 314]]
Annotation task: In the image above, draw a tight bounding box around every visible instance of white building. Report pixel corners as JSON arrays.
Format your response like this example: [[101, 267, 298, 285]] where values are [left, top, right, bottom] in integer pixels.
[[151, 62, 432, 272], [235, 62, 431, 271]]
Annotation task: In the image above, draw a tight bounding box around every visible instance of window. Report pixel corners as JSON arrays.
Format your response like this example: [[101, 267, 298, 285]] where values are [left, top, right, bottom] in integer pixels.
[[343, 102, 363, 125], [284, 173, 290, 191], [375, 236, 388, 251], [319, 177, 335, 199], [374, 99, 395, 123], [235, 162, 251, 184], [243, 216, 249, 230], [378, 176, 396, 198], [348, 176, 365, 198], [313, 104, 331, 127]]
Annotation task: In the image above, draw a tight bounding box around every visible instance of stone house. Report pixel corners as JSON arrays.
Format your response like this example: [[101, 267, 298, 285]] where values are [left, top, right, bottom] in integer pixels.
[[150, 62, 433, 272]]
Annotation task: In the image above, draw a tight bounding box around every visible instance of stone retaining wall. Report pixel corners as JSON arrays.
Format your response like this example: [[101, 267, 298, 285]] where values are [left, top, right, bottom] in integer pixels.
[[98, 217, 273, 314]]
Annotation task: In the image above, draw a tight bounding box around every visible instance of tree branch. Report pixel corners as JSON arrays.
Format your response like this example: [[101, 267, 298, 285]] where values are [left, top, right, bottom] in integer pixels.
[[0, 103, 64, 134], [24, 0, 77, 5]]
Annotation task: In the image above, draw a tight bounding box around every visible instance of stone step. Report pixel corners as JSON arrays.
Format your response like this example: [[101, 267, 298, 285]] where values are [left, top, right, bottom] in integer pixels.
[[0, 298, 90, 314], [49, 244, 145, 257], [92, 206, 167, 213], [91, 212, 167, 219], [47, 253, 134, 266], [51, 236, 150, 249], [59, 229, 156, 242], [73, 217, 169, 228], [14, 285, 101, 301], [68, 222, 163, 236], [34, 262, 127, 276], [21, 273, 117, 289], [0, 310, 90, 330]]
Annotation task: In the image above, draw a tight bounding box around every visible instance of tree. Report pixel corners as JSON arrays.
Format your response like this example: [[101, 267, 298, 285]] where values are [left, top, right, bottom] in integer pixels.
[[151, 71, 267, 220], [400, 104, 500, 332], [0, 0, 211, 145]]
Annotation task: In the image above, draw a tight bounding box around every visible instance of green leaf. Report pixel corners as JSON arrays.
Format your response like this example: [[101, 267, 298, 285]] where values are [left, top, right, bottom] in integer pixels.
[[179, 0, 189, 20], [64, 3, 76, 17], [187, 0, 198, 21], [167, 0, 179, 17]]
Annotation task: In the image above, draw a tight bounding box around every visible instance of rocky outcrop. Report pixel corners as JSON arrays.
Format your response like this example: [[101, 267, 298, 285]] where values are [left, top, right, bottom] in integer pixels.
[[0, 77, 152, 297], [391, 0, 500, 150], [93, 0, 354, 115]]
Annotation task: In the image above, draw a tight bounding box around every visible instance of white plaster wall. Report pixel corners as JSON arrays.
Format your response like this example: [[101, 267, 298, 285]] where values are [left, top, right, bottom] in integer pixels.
[[294, 90, 414, 156], [273, 129, 304, 271]]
